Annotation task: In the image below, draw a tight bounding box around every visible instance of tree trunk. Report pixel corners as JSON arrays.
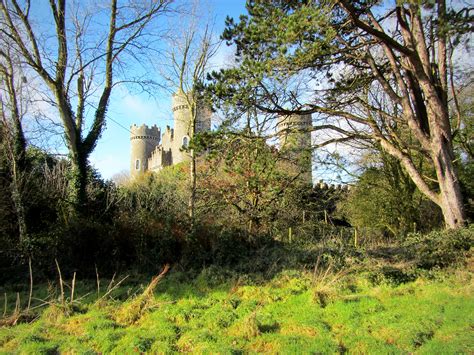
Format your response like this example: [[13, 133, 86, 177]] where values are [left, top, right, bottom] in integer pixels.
[[432, 138, 465, 228], [425, 74, 466, 228], [10, 158, 28, 247], [1, 68, 30, 249], [189, 147, 196, 228], [188, 100, 197, 229], [438, 181, 465, 229]]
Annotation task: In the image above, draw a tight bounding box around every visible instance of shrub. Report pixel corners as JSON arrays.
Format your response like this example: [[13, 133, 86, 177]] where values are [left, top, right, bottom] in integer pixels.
[[403, 225, 473, 269]]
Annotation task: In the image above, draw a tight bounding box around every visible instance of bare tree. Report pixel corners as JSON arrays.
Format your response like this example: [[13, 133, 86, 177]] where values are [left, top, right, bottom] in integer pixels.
[[111, 169, 130, 186], [160, 8, 219, 226], [0, 0, 173, 211]]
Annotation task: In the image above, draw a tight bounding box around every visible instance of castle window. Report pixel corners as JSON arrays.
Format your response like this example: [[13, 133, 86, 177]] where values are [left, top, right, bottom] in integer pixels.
[[135, 159, 140, 170], [182, 136, 189, 148]]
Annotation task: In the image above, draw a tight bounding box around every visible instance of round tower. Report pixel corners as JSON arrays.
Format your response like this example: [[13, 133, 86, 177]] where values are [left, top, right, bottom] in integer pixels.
[[277, 114, 312, 183], [172, 90, 212, 137], [172, 90, 192, 140], [171, 90, 212, 165], [277, 114, 312, 149], [130, 124, 160, 177], [171, 91, 192, 164], [196, 104, 212, 133]]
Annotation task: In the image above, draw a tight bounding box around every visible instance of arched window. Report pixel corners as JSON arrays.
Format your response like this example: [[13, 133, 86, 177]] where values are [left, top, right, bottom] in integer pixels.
[[135, 159, 140, 170], [182, 136, 189, 148]]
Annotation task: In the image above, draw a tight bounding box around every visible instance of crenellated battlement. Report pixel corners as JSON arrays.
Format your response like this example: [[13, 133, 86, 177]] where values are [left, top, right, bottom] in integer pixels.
[[276, 114, 312, 134], [314, 180, 350, 191], [171, 90, 190, 112], [130, 124, 161, 140], [130, 124, 161, 177]]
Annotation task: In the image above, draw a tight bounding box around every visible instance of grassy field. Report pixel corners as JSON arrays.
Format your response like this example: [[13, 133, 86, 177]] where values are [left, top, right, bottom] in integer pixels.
[[0, 262, 473, 354]]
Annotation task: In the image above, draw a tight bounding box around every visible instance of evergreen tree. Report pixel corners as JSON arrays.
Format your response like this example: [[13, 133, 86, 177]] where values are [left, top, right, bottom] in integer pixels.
[[208, 0, 474, 228]]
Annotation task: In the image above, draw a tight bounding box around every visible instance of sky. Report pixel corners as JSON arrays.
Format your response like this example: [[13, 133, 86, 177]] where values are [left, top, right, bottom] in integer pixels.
[[87, 0, 248, 180]]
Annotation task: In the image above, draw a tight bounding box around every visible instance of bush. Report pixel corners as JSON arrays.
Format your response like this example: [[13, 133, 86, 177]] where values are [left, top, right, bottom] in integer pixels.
[[338, 154, 442, 239], [403, 225, 473, 269]]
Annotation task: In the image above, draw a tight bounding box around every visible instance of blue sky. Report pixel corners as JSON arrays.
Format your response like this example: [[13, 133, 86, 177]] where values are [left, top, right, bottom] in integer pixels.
[[89, 0, 248, 179]]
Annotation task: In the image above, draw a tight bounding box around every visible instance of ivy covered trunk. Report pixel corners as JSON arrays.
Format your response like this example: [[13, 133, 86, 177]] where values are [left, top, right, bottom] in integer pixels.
[[68, 151, 89, 212], [10, 132, 29, 247]]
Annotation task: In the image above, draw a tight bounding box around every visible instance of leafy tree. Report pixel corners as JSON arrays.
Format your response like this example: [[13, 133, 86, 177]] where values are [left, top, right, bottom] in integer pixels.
[[339, 150, 442, 238], [204, 134, 278, 234], [197, 124, 311, 237], [208, 0, 473, 228]]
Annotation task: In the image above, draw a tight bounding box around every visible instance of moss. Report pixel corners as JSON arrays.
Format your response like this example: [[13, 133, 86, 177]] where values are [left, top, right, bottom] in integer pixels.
[[113, 330, 156, 353], [17, 340, 59, 355], [227, 311, 260, 339]]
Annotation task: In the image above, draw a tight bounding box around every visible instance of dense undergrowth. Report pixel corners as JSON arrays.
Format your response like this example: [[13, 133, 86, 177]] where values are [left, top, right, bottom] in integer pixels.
[[1, 226, 473, 354]]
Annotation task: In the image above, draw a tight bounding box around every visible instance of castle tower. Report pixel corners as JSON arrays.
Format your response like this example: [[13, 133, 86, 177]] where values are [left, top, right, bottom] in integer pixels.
[[277, 114, 312, 183], [130, 124, 160, 177], [195, 102, 212, 134], [172, 90, 192, 138], [171, 90, 211, 164]]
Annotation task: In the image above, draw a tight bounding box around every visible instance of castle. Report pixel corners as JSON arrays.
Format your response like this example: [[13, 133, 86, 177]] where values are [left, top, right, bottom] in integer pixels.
[[130, 90, 211, 177], [130, 91, 313, 183]]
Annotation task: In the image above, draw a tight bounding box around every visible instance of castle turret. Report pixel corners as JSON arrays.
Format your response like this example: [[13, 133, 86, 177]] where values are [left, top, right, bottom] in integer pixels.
[[277, 114, 312, 183], [196, 102, 212, 134], [172, 91, 192, 140], [171, 90, 211, 164], [130, 124, 160, 177]]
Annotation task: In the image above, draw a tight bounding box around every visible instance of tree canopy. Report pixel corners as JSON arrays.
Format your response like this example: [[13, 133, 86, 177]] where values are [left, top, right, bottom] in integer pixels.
[[208, 0, 473, 229]]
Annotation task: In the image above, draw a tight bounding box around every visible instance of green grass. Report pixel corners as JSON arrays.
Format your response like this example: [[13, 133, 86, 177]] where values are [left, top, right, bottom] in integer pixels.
[[0, 267, 473, 354]]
